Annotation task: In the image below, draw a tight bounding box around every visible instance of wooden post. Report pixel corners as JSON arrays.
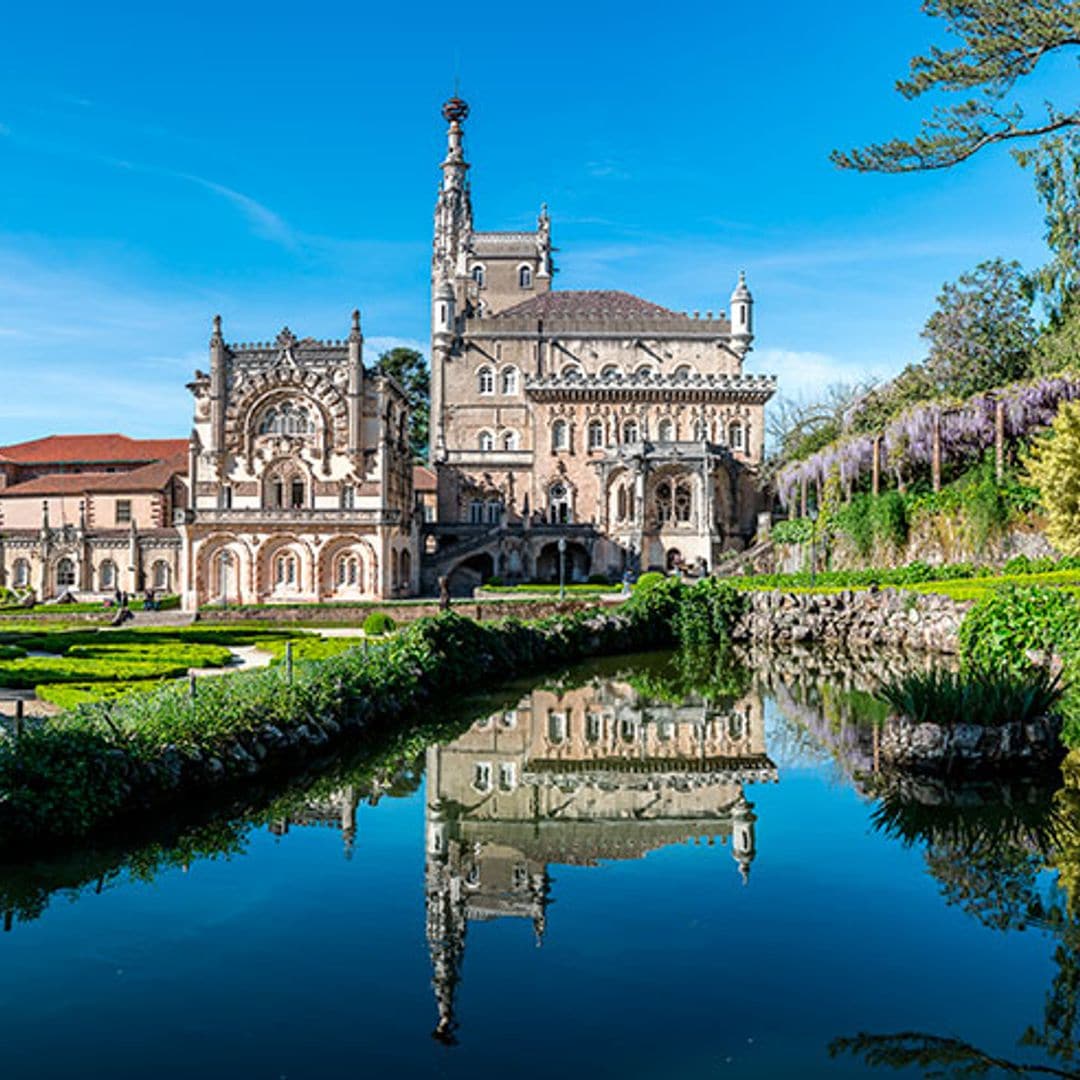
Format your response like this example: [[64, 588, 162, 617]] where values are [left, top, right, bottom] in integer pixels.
[[800, 476, 808, 519], [189, 673, 197, 703], [285, 640, 293, 684], [13, 699, 23, 743], [995, 398, 1006, 483], [931, 411, 942, 494], [871, 436, 881, 497]]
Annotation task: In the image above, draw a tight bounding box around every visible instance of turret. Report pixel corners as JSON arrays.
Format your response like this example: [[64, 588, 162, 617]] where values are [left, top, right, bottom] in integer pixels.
[[730, 271, 754, 357], [730, 792, 757, 885], [209, 314, 227, 454], [348, 309, 364, 457]]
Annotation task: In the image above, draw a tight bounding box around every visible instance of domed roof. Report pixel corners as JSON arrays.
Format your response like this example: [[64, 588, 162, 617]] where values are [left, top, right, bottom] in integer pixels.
[[442, 97, 469, 123]]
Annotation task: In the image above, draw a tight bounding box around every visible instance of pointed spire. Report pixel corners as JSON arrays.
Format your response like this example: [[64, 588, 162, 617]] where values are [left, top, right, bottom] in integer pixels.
[[349, 308, 362, 342], [211, 314, 223, 342]]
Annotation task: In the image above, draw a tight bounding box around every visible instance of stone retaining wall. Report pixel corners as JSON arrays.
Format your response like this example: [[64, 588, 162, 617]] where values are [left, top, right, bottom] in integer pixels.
[[733, 588, 969, 653]]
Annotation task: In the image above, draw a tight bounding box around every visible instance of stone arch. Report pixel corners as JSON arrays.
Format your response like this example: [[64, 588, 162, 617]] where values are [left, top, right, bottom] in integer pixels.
[[261, 456, 314, 509], [197, 533, 255, 606], [447, 551, 495, 596], [318, 535, 379, 598], [255, 534, 316, 598], [229, 371, 345, 455], [535, 540, 591, 584]]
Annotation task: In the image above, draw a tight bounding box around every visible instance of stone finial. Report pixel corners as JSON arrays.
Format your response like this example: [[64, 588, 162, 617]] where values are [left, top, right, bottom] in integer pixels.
[[350, 308, 362, 341], [211, 314, 223, 343]]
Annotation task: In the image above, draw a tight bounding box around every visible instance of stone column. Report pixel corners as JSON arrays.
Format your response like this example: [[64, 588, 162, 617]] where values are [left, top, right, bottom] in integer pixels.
[[871, 436, 881, 497]]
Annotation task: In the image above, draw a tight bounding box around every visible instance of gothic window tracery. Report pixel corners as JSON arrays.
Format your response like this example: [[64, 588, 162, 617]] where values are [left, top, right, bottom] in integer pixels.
[[258, 401, 315, 437], [500, 367, 518, 395], [265, 466, 307, 509], [477, 366, 494, 395], [501, 429, 519, 451], [56, 558, 76, 589], [622, 419, 639, 445], [99, 559, 117, 590], [657, 417, 674, 442], [12, 559, 30, 588], [653, 476, 693, 526], [478, 430, 495, 452]]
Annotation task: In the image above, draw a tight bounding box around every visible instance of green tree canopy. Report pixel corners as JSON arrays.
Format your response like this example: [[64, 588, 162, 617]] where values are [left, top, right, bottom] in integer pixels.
[[375, 346, 430, 462], [921, 258, 1037, 397], [831, 1, 1080, 174]]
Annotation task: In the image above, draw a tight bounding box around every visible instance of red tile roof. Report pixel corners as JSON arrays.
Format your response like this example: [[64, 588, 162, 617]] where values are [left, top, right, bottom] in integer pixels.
[[0, 434, 188, 465], [492, 290, 679, 320], [413, 465, 437, 492], [2, 454, 187, 496]]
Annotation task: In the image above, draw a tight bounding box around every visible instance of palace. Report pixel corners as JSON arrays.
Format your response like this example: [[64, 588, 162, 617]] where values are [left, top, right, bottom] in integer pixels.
[[0, 97, 775, 606], [426, 97, 776, 593]]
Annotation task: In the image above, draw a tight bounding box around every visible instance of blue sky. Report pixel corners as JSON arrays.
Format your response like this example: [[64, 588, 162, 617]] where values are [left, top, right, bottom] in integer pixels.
[[0, 0, 1071, 443]]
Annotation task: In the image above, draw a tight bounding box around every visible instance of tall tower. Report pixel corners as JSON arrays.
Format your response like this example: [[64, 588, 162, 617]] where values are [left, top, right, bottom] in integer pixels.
[[430, 96, 472, 462]]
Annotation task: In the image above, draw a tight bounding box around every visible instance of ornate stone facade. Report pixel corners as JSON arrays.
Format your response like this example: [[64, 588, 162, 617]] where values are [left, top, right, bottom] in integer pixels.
[[179, 314, 418, 608], [427, 98, 776, 592]]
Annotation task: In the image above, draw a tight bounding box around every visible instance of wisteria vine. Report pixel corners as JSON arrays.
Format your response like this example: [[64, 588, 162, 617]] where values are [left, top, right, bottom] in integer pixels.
[[776, 375, 1080, 509]]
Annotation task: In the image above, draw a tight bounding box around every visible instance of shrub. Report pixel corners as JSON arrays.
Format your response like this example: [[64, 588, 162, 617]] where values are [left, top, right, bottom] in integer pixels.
[[633, 571, 667, 593], [772, 518, 813, 544], [871, 490, 909, 548], [833, 494, 875, 558], [671, 579, 745, 648], [363, 612, 396, 637], [958, 585, 1080, 678], [36, 680, 166, 709], [876, 667, 1062, 727], [1026, 399, 1080, 555]]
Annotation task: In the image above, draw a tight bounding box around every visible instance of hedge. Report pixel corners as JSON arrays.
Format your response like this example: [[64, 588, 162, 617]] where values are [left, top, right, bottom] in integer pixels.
[[0, 577, 744, 850]]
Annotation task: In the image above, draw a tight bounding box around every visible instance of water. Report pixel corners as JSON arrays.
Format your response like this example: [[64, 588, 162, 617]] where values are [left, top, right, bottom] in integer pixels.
[[0, 647, 1077, 1079]]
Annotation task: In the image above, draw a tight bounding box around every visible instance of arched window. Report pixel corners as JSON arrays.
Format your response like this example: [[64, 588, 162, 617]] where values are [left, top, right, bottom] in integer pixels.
[[549, 482, 572, 524], [472, 264, 486, 288], [616, 485, 628, 522], [729, 421, 745, 451], [258, 401, 315, 436], [11, 559, 30, 588], [477, 366, 494, 395], [600, 364, 620, 379], [501, 429, 519, 451], [552, 419, 570, 452], [673, 365, 692, 381], [655, 481, 673, 524], [478, 430, 495, 452], [56, 558, 76, 589], [547, 711, 567, 744], [152, 560, 170, 591], [500, 367, 518, 395], [215, 550, 235, 602], [587, 419, 605, 450], [273, 551, 298, 588], [265, 468, 307, 509], [675, 479, 693, 522], [622, 419, 639, 445], [657, 418, 674, 442], [391, 549, 400, 590], [99, 559, 117, 591], [400, 549, 411, 588], [337, 552, 361, 588], [518, 265, 532, 288]]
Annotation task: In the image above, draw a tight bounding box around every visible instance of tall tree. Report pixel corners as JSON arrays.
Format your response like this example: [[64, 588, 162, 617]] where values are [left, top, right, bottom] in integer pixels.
[[921, 258, 1037, 397], [831, 1, 1080, 173], [375, 347, 430, 462]]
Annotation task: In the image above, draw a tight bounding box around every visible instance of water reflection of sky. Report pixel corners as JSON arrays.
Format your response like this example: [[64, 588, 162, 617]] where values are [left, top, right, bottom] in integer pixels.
[[0, 651, 1073, 1079]]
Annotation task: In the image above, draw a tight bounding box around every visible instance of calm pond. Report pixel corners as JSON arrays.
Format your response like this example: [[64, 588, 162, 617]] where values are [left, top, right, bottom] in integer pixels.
[[0, 647, 1078, 1079]]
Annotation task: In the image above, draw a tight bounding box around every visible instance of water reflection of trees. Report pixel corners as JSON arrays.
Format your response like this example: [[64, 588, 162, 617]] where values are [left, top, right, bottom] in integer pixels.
[[831, 762, 1080, 1077]]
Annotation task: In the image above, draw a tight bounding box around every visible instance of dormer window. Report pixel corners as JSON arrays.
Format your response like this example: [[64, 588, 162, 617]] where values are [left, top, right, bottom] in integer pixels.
[[518, 265, 533, 288], [472, 264, 486, 288]]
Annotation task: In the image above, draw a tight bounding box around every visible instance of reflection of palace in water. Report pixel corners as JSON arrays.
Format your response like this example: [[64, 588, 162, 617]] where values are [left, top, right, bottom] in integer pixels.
[[424, 674, 778, 1042]]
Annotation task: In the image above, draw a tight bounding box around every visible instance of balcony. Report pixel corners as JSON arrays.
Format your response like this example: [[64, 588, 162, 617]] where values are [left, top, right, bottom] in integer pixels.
[[189, 507, 403, 526]]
